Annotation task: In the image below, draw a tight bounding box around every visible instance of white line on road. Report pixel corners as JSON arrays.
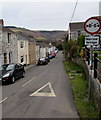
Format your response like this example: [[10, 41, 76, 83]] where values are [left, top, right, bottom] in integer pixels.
[[22, 76, 36, 87], [30, 82, 56, 97], [0, 97, 8, 104]]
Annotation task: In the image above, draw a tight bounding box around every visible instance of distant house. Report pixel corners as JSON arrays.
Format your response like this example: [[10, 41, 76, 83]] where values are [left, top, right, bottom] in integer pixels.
[[68, 22, 86, 41], [40, 46, 46, 58], [36, 39, 50, 59]]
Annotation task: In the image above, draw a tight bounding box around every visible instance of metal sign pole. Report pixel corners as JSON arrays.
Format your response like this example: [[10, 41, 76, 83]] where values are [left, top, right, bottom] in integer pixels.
[[88, 45, 93, 100], [84, 17, 101, 101]]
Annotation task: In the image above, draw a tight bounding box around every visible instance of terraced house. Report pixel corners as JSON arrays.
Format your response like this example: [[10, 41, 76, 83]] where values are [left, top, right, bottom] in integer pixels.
[[9, 27, 37, 65], [0, 20, 56, 66], [0, 20, 18, 65], [17, 32, 29, 65]]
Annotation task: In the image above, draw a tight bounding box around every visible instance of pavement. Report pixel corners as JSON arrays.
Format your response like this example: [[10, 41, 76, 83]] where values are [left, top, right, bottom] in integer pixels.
[[24, 63, 37, 71]]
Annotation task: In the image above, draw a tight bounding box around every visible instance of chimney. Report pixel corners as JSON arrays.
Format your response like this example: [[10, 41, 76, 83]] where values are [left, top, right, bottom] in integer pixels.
[[0, 19, 4, 26]]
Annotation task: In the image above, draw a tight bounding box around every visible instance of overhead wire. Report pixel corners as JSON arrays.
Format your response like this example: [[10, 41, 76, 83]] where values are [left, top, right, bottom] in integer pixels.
[[68, 0, 79, 40], [70, 0, 79, 23]]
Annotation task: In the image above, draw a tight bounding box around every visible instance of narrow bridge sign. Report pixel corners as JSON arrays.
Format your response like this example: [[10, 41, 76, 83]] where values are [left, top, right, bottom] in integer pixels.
[[85, 36, 99, 46]]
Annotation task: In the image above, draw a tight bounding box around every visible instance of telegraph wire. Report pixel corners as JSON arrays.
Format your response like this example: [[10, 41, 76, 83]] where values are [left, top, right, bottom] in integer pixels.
[[70, 0, 79, 23], [68, 0, 79, 40]]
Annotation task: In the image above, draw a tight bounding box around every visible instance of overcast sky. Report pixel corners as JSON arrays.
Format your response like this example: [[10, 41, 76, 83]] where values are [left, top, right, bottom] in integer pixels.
[[0, 0, 101, 30]]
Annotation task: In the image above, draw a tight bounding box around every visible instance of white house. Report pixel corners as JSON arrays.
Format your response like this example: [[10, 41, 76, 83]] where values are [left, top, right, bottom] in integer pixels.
[[40, 46, 46, 58]]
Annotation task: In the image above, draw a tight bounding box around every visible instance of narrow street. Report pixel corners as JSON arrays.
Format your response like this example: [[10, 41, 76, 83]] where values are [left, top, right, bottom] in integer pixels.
[[2, 51, 79, 118]]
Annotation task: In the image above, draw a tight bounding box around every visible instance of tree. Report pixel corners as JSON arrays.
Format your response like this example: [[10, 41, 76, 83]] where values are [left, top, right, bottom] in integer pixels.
[[64, 40, 79, 59], [77, 35, 85, 48]]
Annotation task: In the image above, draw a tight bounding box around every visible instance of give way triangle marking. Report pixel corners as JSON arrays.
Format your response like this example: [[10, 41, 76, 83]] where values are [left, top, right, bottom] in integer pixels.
[[29, 82, 56, 97]]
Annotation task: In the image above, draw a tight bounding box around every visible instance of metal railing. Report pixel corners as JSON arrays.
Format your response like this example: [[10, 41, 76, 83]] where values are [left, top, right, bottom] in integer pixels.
[[85, 48, 101, 82], [94, 53, 101, 82]]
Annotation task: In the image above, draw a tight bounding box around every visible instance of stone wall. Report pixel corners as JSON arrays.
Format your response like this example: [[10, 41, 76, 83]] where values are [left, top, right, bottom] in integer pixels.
[[2, 30, 18, 64], [72, 58, 101, 114]]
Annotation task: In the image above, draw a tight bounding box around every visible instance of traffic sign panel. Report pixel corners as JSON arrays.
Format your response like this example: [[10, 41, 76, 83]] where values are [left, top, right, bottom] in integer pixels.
[[85, 36, 99, 46], [84, 17, 101, 34]]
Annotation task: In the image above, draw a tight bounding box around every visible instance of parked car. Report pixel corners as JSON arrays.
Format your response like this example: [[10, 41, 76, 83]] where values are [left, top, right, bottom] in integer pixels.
[[45, 57, 50, 62], [50, 51, 56, 58], [48, 54, 53, 59], [55, 49, 58, 54], [0, 63, 25, 84], [37, 58, 48, 65], [0, 64, 9, 70]]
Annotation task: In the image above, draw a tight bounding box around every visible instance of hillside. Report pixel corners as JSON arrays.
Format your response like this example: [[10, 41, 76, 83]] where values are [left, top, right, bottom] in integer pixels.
[[38, 30, 66, 42], [6, 26, 66, 43]]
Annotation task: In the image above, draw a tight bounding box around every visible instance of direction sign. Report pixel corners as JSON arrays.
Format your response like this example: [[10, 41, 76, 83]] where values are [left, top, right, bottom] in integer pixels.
[[85, 36, 99, 46], [84, 17, 101, 34]]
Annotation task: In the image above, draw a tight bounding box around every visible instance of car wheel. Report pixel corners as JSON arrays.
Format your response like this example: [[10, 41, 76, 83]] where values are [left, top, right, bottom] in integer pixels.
[[11, 76, 15, 84], [22, 72, 25, 78]]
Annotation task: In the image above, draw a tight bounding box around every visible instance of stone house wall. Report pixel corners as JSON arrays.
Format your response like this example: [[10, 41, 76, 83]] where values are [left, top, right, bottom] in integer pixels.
[[2, 28, 18, 64]]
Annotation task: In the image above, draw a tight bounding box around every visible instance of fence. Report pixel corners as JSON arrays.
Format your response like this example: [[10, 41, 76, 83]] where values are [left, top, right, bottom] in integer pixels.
[[85, 48, 101, 82], [94, 53, 101, 82]]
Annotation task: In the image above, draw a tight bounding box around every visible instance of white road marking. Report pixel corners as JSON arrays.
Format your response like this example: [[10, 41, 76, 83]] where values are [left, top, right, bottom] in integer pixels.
[[30, 82, 56, 97], [0, 97, 8, 104], [22, 76, 36, 87]]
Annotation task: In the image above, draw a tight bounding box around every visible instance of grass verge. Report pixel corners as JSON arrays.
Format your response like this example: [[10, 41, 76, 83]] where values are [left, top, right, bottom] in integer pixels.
[[64, 60, 99, 118]]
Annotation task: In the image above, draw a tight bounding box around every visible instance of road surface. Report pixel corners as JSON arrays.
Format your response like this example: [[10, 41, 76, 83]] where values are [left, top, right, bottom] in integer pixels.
[[1, 51, 79, 118]]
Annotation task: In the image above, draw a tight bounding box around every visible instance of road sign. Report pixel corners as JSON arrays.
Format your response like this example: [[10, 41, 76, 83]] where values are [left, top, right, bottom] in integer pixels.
[[85, 36, 99, 46], [84, 17, 101, 34]]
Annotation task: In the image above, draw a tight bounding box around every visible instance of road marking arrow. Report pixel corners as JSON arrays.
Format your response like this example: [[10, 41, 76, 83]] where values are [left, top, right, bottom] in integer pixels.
[[29, 82, 56, 97]]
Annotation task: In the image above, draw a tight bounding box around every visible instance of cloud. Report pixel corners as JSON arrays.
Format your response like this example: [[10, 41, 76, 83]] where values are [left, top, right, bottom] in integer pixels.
[[1, 0, 101, 2], [1, 1, 100, 30]]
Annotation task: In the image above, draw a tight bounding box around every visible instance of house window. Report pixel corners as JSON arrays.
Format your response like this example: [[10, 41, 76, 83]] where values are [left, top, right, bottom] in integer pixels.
[[8, 33, 11, 43], [20, 41, 24, 48], [21, 56, 24, 63], [4, 53, 7, 64]]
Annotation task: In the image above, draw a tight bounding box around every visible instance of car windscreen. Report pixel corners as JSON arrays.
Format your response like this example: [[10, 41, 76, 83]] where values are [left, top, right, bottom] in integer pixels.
[[6, 64, 15, 70]]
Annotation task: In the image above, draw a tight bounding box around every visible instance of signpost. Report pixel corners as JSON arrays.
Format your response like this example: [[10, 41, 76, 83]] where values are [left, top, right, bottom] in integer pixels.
[[84, 17, 101, 100]]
